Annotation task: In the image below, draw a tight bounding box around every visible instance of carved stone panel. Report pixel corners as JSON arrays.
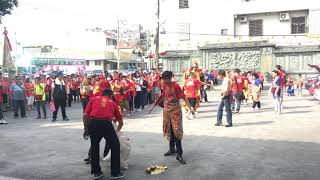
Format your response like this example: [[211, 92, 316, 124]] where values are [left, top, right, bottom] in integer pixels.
[[236, 51, 261, 70], [208, 51, 260, 71]]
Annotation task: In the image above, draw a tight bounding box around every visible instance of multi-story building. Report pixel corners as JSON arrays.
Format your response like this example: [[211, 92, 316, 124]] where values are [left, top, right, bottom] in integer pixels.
[[156, 0, 320, 78]]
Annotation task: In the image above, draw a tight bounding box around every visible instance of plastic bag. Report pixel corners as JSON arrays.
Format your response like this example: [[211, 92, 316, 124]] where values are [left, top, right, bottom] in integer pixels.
[[50, 101, 56, 112], [118, 132, 131, 170]]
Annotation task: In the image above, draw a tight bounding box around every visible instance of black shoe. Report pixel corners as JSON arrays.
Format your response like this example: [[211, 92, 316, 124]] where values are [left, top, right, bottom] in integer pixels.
[[110, 173, 125, 179], [176, 155, 186, 164], [215, 122, 222, 126], [84, 157, 91, 162], [93, 172, 104, 179], [233, 111, 239, 114], [225, 124, 233, 127], [36, 116, 41, 119], [164, 149, 177, 156], [63, 117, 69, 121], [52, 118, 57, 122], [21, 116, 27, 118], [43, 116, 47, 119]]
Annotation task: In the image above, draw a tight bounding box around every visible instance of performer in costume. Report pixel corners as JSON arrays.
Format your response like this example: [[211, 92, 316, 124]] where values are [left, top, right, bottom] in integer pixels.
[[187, 63, 202, 112], [158, 71, 194, 164]]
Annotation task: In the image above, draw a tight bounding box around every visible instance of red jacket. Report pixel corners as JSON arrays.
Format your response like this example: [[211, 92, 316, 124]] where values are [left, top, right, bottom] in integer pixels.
[[85, 96, 122, 122]]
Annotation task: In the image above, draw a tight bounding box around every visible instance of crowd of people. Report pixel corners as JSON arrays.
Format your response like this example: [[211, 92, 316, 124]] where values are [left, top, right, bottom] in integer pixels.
[[0, 69, 163, 125], [0, 63, 312, 179]]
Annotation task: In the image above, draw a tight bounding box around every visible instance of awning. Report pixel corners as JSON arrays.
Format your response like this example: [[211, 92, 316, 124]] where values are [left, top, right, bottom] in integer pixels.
[[148, 50, 193, 58]]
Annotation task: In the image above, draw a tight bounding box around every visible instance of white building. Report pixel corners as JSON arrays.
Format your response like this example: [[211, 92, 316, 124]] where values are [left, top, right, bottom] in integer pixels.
[[157, 0, 320, 51]]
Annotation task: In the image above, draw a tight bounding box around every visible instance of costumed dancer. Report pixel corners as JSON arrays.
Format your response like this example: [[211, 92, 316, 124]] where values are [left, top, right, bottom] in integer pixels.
[[154, 71, 194, 164]]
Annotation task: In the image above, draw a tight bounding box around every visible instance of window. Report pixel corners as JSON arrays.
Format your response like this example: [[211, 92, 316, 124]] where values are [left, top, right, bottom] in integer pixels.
[[249, 19, 263, 36], [179, 0, 189, 9], [95, 60, 101, 66], [291, 17, 306, 34], [221, 29, 228, 36]]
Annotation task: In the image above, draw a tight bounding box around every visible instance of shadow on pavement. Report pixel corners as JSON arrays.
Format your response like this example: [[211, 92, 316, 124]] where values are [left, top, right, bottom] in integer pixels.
[[1, 113, 320, 180], [282, 110, 313, 114], [234, 121, 274, 127]]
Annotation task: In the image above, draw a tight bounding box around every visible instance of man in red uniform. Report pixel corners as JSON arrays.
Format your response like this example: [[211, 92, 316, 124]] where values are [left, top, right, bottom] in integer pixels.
[[0, 73, 7, 124], [2, 76, 9, 111], [151, 68, 160, 102], [122, 74, 133, 116], [183, 72, 202, 119], [231, 69, 244, 114], [99, 74, 111, 92], [111, 71, 125, 109], [71, 76, 80, 102], [83, 89, 124, 179]]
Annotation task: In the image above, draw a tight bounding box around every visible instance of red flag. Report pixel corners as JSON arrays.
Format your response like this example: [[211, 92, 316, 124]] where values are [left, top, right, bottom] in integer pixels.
[[3, 30, 12, 51], [2, 29, 15, 70]]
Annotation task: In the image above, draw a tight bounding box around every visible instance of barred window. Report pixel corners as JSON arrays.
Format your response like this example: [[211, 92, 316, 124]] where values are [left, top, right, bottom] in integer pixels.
[[249, 19, 263, 36], [292, 17, 306, 34], [179, 0, 189, 9]]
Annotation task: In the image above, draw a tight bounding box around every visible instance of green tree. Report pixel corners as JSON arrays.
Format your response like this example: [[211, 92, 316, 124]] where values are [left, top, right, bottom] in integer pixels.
[[0, 0, 18, 17]]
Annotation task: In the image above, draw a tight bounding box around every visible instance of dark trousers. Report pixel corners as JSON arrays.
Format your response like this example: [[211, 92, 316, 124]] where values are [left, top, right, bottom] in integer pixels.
[[188, 98, 197, 115], [71, 90, 77, 102], [252, 101, 261, 109], [36, 101, 46, 118], [67, 94, 72, 107], [129, 95, 134, 112], [202, 89, 208, 102], [13, 100, 26, 117], [141, 90, 148, 109], [82, 97, 89, 111], [47, 90, 52, 103], [134, 91, 141, 109], [53, 99, 67, 119], [217, 96, 232, 125], [0, 103, 3, 119], [169, 121, 183, 156], [147, 91, 153, 104], [232, 93, 241, 112], [89, 120, 120, 176], [88, 140, 111, 159]]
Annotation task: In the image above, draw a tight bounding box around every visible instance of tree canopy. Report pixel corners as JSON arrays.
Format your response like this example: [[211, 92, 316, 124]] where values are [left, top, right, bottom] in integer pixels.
[[0, 0, 18, 17]]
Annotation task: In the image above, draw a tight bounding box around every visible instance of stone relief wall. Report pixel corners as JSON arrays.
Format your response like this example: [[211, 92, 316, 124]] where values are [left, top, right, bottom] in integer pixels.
[[208, 51, 261, 71]]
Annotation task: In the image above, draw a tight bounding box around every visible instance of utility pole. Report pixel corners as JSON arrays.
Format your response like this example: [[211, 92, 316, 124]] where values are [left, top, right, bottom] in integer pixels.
[[154, 0, 160, 69], [117, 19, 120, 72]]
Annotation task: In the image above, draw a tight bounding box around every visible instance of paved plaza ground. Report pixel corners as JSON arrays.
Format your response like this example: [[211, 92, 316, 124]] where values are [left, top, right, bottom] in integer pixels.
[[0, 87, 320, 180]]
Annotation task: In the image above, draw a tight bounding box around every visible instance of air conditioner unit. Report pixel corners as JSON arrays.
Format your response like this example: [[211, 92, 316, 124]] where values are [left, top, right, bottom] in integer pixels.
[[240, 16, 248, 23], [280, 12, 290, 21]]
